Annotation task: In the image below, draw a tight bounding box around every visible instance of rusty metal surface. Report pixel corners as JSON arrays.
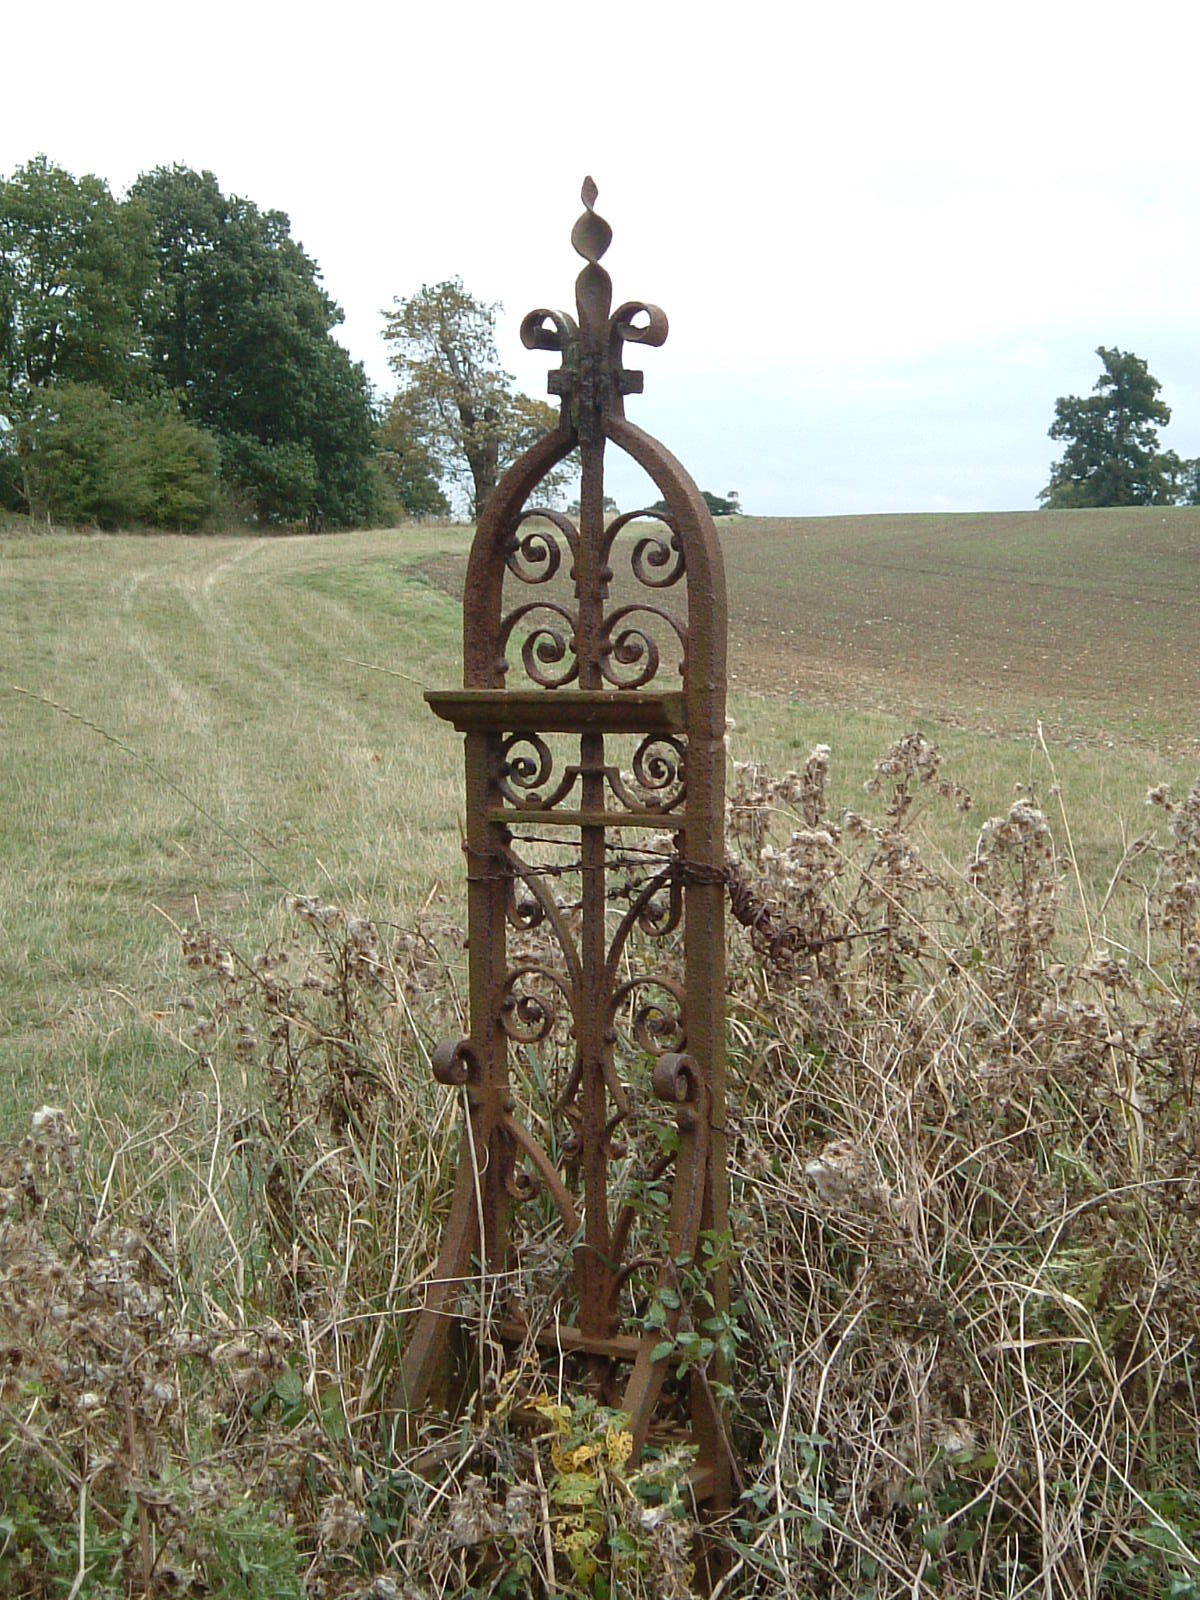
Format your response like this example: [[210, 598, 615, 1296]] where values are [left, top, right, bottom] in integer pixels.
[[399, 180, 732, 1516]]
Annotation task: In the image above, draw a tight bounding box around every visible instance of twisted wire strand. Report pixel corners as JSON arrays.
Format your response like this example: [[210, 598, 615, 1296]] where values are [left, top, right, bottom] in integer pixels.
[[463, 840, 727, 889]]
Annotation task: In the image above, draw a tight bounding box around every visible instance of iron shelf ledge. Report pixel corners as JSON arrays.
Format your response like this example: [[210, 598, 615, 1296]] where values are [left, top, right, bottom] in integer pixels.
[[424, 688, 686, 735]]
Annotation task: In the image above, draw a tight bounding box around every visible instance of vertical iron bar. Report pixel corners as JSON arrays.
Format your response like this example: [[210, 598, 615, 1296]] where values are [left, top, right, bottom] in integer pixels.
[[574, 425, 612, 1341]]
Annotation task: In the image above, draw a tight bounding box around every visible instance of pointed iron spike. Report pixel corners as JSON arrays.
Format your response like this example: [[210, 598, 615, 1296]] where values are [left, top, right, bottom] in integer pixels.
[[582, 175, 598, 208]]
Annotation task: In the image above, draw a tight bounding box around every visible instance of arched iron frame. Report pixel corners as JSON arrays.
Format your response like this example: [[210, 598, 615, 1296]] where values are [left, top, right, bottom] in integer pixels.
[[400, 180, 731, 1514]]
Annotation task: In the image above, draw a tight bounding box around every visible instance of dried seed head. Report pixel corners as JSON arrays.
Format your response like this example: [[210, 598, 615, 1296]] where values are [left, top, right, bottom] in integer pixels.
[[317, 1494, 367, 1551]]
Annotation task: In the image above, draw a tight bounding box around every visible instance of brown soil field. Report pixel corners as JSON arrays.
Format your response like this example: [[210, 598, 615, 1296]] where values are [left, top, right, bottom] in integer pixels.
[[420, 506, 1200, 754]]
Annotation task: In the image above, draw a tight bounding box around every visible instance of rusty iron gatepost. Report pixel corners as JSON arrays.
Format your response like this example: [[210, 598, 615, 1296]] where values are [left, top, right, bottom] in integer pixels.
[[400, 179, 732, 1519]]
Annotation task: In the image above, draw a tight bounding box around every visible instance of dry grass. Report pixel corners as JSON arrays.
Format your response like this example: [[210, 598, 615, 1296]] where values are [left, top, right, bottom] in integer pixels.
[[3, 728, 1198, 1597], [717, 740, 1200, 1598]]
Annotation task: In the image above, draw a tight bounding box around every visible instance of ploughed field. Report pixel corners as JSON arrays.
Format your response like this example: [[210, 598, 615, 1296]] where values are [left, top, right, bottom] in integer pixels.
[[422, 506, 1200, 752], [719, 508, 1200, 749]]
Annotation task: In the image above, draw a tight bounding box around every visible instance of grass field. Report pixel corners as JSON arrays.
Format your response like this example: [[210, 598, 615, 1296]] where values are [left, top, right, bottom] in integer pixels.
[[3, 511, 1198, 1127], [4, 510, 1200, 1596], [1, 527, 469, 1123]]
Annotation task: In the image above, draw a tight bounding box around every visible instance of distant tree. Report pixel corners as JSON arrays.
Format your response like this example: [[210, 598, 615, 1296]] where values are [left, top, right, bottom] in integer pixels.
[[382, 278, 563, 519], [132, 165, 381, 527], [1176, 458, 1200, 506], [377, 391, 450, 517], [649, 488, 741, 518], [1040, 347, 1179, 508], [566, 493, 619, 517], [0, 156, 153, 401]]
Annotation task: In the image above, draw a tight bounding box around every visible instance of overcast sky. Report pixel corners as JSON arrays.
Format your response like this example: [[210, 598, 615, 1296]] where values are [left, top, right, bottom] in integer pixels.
[[5, 0, 1199, 517]]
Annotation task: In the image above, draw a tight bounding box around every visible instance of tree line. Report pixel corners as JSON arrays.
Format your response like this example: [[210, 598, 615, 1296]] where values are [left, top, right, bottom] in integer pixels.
[[1, 157, 743, 532], [0, 158, 414, 530], [18, 154, 1184, 530], [0, 157, 614, 531]]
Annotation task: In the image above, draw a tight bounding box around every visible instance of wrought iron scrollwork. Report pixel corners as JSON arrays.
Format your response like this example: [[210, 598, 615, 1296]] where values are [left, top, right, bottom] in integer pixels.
[[602, 508, 687, 591], [497, 732, 553, 798], [499, 962, 573, 1045], [431, 1037, 479, 1088], [501, 1111, 582, 1236], [633, 734, 685, 803], [495, 735, 686, 817], [504, 1162, 542, 1203], [496, 602, 579, 689], [402, 177, 730, 1528], [520, 305, 578, 356], [606, 735, 686, 813], [501, 843, 583, 987], [611, 973, 687, 1057], [652, 1049, 703, 1108], [496, 734, 582, 810], [598, 604, 686, 690], [504, 508, 578, 581], [608, 298, 669, 363], [605, 862, 684, 978], [504, 874, 546, 931]]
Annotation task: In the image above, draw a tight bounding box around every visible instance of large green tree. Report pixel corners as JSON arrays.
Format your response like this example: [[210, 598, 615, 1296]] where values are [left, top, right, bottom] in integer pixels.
[[1040, 346, 1180, 508], [0, 160, 220, 528], [132, 165, 381, 528], [382, 278, 562, 518], [0, 156, 153, 402]]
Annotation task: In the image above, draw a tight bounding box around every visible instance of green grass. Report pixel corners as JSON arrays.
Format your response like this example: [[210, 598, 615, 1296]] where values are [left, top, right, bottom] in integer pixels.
[[2, 512, 1197, 1129], [1, 528, 471, 1125]]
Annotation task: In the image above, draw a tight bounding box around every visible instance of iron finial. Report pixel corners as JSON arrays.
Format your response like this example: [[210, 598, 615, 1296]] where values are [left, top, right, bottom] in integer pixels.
[[521, 180, 668, 421], [571, 177, 613, 267], [573, 177, 614, 365]]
